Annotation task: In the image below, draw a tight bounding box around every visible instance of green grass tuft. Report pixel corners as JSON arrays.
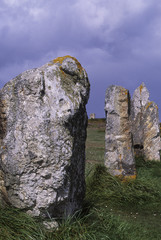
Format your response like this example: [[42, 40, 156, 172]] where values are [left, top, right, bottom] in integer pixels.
[[0, 207, 45, 240], [86, 164, 161, 212]]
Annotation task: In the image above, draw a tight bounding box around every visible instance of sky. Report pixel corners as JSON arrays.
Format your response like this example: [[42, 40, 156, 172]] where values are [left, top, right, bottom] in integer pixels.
[[0, 0, 161, 119]]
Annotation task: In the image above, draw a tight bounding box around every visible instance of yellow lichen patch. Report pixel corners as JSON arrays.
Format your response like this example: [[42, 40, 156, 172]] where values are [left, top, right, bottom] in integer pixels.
[[53, 55, 83, 72], [155, 105, 158, 110], [116, 174, 136, 182], [59, 67, 66, 76], [48, 62, 54, 66], [146, 101, 153, 110], [120, 88, 128, 96], [139, 84, 143, 94], [53, 56, 69, 64], [122, 174, 137, 182]]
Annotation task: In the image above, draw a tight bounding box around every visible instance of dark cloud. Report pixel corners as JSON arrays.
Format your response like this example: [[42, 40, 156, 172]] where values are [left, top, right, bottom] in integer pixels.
[[0, 0, 161, 119]]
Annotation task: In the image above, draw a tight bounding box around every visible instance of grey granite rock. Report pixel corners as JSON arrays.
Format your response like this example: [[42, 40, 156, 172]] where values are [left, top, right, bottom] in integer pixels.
[[43, 220, 59, 230], [0, 169, 8, 207], [131, 82, 149, 120], [143, 101, 161, 161], [0, 56, 90, 218], [131, 83, 161, 161], [104, 85, 136, 179], [131, 82, 149, 156]]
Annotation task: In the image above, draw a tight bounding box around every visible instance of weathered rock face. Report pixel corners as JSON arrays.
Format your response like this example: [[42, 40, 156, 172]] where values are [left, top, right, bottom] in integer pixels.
[[131, 83, 149, 156], [143, 101, 161, 160], [104, 85, 135, 178], [131, 83, 161, 161], [0, 56, 90, 218], [0, 169, 8, 207]]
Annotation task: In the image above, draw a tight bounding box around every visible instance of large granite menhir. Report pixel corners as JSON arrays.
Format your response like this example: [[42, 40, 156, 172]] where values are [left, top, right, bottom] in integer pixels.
[[0, 56, 90, 218], [104, 85, 136, 179]]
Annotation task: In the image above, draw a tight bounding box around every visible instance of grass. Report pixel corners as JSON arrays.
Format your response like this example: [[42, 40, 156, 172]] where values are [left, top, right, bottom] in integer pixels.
[[1, 119, 161, 239], [0, 207, 45, 240], [86, 119, 105, 169]]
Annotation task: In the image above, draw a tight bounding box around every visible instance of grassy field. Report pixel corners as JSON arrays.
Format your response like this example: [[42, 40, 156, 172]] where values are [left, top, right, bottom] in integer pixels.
[[86, 119, 105, 166], [1, 119, 161, 239]]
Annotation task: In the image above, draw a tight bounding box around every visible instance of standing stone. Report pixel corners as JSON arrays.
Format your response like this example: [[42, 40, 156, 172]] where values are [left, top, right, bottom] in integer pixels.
[[131, 83, 149, 157], [0, 55, 90, 218], [131, 82, 161, 161], [143, 102, 161, 161], [104, 85, 135, 178], [90, 113, 95, 119]]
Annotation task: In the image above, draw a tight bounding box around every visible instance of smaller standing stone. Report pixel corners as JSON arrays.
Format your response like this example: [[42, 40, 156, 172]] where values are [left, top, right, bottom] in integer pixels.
[[104, 85, 135, 179], [90, 113, 95, 119], [131, 83, 161, 161], [142, 101, 161, 161], [131, 83, 150, 157]]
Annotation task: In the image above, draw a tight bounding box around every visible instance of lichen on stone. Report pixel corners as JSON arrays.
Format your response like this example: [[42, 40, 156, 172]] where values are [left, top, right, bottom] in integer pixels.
[[53, 55, 83, 72], [139, 84, 144, 94], [146, 101, 153, 110], [121, 174, 137, 182]]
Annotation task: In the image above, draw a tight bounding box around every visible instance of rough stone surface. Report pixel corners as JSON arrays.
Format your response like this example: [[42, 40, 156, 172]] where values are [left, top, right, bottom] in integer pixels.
[[43, 220, 59, 230], [104, 85, 135, 178], [0, 55, 90, 218], [131, 82, 149, 155], [131, 82, 150, 120], [131, 83, 161, 161], [143, 102, 161, 160], [0, 169, 9, 207]]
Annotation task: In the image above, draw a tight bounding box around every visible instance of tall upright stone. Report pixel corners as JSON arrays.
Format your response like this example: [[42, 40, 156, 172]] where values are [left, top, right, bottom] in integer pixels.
[[131, 83, 149, 156], [104, 85, 135, 178], [143, 101, 161, 160], [0, 56, 90, 218], [131, 82, 161, 161]]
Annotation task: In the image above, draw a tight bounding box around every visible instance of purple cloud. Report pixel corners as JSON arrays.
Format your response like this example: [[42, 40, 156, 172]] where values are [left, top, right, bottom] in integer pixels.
[[0, 0, 161, 119]]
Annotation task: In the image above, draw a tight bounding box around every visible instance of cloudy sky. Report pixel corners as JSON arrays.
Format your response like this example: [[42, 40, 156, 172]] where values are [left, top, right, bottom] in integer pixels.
[[0, 0, 161, 119]]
